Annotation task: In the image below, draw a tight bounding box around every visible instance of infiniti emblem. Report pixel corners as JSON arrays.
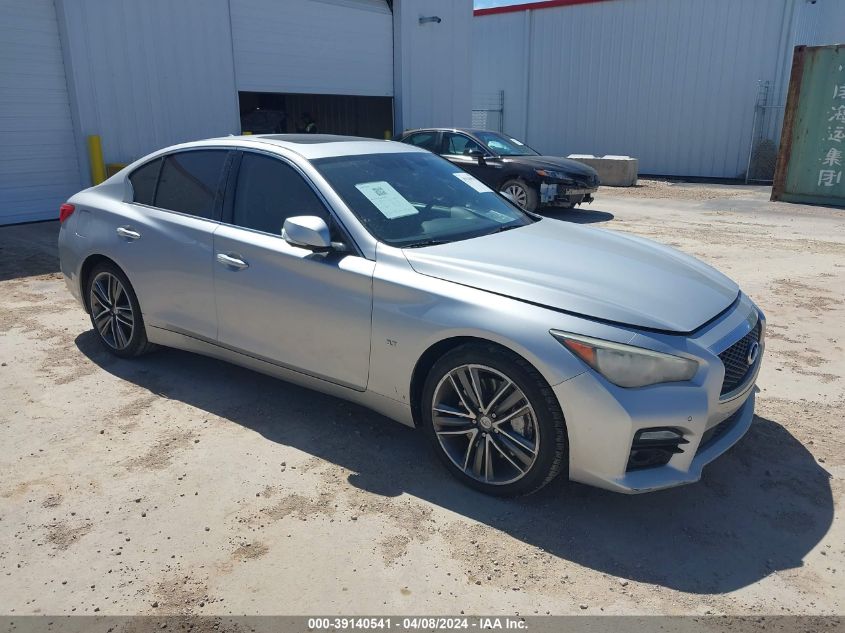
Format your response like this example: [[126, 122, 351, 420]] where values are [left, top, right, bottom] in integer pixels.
[[746, 341, 760, 366]]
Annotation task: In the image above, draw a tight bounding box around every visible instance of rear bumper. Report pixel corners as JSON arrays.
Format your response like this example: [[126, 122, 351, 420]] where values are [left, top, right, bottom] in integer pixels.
[[57, 215, 86, 308]]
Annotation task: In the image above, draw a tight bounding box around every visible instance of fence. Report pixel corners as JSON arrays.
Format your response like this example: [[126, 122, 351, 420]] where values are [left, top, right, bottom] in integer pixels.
[[745, 80, 785, 183], [471, 91, 504, 132]]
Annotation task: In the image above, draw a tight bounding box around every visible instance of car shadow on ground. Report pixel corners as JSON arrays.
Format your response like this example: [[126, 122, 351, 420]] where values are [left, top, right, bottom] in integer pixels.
[[0, 221, 61, 281], [541, 207, 614, 224], [76, 330, 832, 595]]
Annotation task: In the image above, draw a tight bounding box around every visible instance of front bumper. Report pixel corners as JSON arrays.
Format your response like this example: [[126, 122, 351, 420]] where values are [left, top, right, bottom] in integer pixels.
[[552, 296, 763, 494], [540, 182, 598, 206]]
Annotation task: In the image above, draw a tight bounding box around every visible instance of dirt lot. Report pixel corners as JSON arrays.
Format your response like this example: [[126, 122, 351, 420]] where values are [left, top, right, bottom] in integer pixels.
[[1, 183, 843, 617]]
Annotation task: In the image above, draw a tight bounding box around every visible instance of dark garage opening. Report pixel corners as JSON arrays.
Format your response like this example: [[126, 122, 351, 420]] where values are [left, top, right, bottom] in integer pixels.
[[239, 91, 393, 139]]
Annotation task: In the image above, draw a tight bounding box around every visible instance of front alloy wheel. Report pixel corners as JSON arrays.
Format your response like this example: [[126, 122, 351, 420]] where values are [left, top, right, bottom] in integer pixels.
[[432, 364, 539, 485], [421, 343, 567, 496]]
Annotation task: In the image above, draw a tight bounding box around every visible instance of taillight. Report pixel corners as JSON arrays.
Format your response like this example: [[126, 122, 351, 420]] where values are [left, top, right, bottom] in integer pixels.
[[59, 203, 75, 223]]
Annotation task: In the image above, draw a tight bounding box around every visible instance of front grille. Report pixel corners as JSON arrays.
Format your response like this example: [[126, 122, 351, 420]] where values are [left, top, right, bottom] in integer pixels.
[[696, 408, 742, 454], [718, 322, 761, 396]]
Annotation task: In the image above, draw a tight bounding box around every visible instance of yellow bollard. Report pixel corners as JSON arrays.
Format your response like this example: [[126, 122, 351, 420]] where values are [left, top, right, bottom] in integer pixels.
[[242, 131, 253, 135], [87, 135, 106, 185], [384, 130, 392, 140]]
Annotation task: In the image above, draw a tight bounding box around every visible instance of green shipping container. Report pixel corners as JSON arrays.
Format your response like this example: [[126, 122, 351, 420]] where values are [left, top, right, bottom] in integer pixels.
[[772, 44, 845, 207]]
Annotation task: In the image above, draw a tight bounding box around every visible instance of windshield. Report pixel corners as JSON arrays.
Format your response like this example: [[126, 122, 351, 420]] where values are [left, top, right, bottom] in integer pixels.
[[313, 152, 536, 248], [474, 131, 539, 157]]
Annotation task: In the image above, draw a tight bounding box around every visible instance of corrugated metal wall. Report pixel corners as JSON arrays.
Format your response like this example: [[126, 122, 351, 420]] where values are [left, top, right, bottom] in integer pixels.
[[393, 0, 474, 131], [791, 0, 845, 48], [472, 0, 802, 178], [230, 0, 394, 96], [0, 0, 472, 224], [55, 0, 240, 170], [0, 0, 82, 224]]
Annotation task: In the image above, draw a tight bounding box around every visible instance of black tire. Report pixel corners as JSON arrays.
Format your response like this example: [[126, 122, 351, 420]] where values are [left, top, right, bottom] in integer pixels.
[[499, 178, 540, 212], [420, 343, 567, 496], [85, 261, 155, 358]]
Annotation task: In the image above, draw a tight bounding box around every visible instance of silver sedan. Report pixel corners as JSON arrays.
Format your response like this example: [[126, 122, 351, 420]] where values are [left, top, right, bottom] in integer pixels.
[[58, 134, 765, 496]]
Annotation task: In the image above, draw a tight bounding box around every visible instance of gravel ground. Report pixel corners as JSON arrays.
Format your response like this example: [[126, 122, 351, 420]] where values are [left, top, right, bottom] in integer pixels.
[[0, 185, 843, 618], [601, 179, 764, 200]]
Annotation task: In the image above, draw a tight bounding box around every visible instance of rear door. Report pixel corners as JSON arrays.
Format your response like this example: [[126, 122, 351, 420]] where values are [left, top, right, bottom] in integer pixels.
[[118, 149, 231, 340], [401, 130, 441, 153], [212, 151, 374, 390]]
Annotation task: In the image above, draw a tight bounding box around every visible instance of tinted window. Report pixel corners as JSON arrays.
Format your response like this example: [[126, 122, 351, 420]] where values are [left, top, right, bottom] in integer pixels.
[[232, 153, 330, 236], [154, 150, 228, 219], [404, 132, 438, 151], [442, 133, 485, 156], [129, 158, 161, 205]]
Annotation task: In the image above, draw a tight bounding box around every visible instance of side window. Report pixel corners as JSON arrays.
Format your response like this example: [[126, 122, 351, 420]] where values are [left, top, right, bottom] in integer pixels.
[[129, 158, 161, 205], [443, 133, 484, 156], [232, 153, 331, 236], [154, 150, 228, 219], [404, 132, 437, 151]]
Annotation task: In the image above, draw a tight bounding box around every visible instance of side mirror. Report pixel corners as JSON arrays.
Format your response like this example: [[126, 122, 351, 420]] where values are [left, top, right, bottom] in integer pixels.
[[282, 216, 332, 251], [467, 149, 485, 162]]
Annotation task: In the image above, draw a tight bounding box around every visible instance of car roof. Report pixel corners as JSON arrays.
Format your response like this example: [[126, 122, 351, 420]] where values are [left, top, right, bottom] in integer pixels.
[[403, 128, 501, 136], [156, 134, 428, 161]]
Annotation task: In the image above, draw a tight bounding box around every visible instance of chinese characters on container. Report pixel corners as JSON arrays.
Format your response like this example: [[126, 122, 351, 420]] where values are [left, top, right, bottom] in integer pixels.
[[819, 76, 845, 187]]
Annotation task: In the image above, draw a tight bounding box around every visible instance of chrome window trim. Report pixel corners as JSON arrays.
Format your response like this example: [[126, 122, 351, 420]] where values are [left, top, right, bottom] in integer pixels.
[[126, 201, 225, 226]]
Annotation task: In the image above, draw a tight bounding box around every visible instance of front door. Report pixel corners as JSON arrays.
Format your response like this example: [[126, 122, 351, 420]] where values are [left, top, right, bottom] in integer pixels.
[[440, 132, 500, 188], [213, 151, 374, 390]]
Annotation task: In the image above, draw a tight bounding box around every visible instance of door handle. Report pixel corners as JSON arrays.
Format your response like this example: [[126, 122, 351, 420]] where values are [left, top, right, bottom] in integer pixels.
[[216, 253, 249, 270], [116, 226, 141, 240]]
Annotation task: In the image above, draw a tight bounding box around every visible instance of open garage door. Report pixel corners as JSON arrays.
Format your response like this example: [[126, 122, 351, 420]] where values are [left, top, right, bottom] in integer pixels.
[[0, 0, 82, 225], [239, 92, 393, 138], [230, 0, 394, 136]]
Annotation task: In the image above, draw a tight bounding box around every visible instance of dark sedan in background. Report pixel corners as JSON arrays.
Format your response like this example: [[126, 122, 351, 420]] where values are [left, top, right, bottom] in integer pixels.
[[398, 128, 600, 212]]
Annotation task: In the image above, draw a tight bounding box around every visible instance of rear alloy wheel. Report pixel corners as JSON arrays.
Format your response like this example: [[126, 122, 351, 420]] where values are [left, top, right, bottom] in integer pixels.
[[421, 344, 567, 496], [86, 262, 154, 358], [499, 179, 539, 212]]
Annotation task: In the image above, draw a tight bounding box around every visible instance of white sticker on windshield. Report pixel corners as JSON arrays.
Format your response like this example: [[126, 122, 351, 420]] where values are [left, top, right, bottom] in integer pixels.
[[481, 209, 514, 223], [453, 172, 492, 193], [509, 138, 524, 145], [354, 181, 418, 219]]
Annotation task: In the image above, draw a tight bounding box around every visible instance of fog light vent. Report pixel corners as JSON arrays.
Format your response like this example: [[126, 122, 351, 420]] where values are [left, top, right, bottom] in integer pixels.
[[627, 427, 688, 471]]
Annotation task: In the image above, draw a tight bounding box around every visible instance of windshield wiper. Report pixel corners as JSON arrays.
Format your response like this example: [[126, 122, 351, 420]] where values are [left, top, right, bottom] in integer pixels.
[[492, 224, 521, 233], [404, 238, 452, 248]]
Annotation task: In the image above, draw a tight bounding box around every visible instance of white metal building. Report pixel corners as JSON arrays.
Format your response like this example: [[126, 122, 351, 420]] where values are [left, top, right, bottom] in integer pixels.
[[472, 0, 845, 178], [0, 0, 472, 225]]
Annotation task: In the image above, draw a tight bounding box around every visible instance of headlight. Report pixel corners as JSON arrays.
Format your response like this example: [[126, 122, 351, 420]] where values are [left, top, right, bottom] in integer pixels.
[[550, 331, 699, 388], [535, 169, 572, 182]]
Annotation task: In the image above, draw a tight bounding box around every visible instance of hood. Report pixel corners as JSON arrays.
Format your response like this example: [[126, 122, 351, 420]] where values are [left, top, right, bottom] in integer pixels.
[[403, 220, 739, 333], [508, 156, 599, 183]]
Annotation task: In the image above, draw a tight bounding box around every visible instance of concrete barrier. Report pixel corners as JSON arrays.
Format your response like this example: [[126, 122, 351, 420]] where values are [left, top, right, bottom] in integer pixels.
[[568, 154, 638, 187]]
